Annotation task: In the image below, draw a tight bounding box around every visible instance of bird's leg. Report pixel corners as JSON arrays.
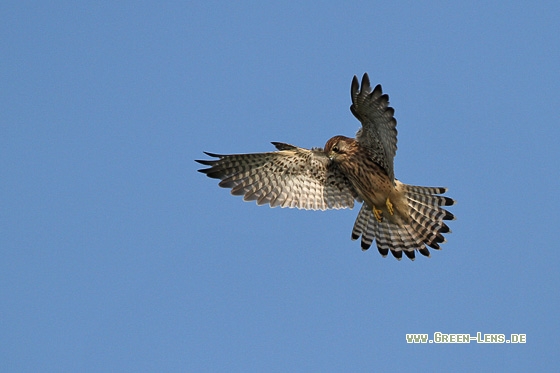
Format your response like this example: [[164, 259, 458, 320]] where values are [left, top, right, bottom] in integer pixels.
[[386, 198, 394, 216], [373, 207, 383, 222]]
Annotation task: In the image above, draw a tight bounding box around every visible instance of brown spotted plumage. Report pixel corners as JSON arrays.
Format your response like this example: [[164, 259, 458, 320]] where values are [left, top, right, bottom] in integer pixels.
[[197, 73, 455, 260]]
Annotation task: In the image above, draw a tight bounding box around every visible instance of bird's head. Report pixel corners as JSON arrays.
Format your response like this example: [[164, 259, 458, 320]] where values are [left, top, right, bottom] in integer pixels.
[[324, 135, 355, 162]]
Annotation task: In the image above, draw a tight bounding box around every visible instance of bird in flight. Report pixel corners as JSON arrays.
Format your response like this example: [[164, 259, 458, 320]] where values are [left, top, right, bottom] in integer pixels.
[[196, 73, 455, 260]]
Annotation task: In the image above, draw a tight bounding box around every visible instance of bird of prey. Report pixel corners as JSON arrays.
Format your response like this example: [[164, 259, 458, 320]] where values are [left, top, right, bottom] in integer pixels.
[[196, 73, 455, 260]]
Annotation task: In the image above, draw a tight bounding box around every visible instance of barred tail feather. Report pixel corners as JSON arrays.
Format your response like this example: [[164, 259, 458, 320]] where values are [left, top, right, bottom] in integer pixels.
[[351, 204, 373, 250], [351, 184, 455, 260]]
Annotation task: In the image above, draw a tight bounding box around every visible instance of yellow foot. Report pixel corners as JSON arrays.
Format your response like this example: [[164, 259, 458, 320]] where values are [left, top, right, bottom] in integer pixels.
[[373, 207, 383, 222], [386, 198, 394, 215]]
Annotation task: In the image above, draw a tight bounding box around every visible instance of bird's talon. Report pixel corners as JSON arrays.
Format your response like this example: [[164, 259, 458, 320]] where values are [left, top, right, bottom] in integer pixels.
[[386, 198, 394, 215], [373, 207, 383, 222]]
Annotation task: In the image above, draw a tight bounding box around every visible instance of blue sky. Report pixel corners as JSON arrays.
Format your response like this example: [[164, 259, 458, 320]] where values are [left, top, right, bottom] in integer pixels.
[[2, 1, 559, 371]]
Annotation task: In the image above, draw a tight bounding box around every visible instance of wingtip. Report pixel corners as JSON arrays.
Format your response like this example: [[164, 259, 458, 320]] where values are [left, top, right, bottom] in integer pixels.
[[351, 75, 359, 96], [195, 158, 220, 168], [202, 151, 222, 158], [361, 73, 371, 92], [196, 157, 211, 163], [271, 142, 298, 151], [196, 153, 221, 174]]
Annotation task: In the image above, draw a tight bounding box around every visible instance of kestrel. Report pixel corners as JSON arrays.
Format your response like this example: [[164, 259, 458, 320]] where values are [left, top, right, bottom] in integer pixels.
[[196, 73, 455, 260]]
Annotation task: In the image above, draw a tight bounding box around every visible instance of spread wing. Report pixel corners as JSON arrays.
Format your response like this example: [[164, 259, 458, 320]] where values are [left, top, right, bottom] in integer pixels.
[[350, 73, 398, 181], [196, 142, 359, 210]]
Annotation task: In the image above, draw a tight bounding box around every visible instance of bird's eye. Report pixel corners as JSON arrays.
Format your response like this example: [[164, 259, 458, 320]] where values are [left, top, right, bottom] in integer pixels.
[[332, 145, 339, 153]]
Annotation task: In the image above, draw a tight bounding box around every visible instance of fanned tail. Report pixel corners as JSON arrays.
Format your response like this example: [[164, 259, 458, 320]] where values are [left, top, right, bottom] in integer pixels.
[[351, 184, 455, 260]]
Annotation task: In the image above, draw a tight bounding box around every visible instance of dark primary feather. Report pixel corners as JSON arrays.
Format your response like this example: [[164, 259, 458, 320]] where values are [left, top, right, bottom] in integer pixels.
[[350, 73, 398, 181]]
